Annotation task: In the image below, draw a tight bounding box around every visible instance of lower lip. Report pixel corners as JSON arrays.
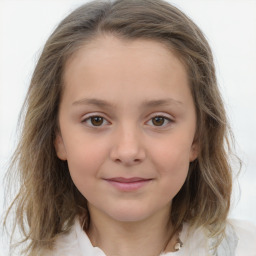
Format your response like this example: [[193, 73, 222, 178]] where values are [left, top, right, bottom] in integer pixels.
[[105, 180, 152, 191]]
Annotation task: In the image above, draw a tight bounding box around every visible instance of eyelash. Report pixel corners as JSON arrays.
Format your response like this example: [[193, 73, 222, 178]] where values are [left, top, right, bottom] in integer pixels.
[[146, 115, 173, 127], [81, 115, 110, 127], [81, 114, 174, 128]]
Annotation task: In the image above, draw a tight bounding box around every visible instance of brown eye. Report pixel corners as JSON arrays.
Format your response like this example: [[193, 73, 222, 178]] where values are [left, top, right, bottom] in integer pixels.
[[152, 116, 165, 126], [82, 115, 110, 127], [90, 116, 104, 126], [148, 116, 172, 127]]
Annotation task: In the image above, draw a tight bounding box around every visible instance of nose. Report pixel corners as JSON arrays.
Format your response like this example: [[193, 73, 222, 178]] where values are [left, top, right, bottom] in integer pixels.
[[110, 125, 146, 166]]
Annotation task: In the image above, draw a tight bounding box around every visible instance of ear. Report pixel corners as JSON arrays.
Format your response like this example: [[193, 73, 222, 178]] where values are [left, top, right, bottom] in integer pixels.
[[54, 133, 67, 160], [189, 141, 199, 162]]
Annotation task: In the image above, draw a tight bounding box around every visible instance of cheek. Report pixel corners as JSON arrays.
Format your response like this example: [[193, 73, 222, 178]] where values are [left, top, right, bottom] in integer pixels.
[[151, 136, 192, 172], [64, 138, 108, 192], [150, 137, 192, 193]]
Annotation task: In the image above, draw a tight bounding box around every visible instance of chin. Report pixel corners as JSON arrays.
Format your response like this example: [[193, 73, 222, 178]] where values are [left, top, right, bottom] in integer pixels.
[[107, 207, 154, 223]]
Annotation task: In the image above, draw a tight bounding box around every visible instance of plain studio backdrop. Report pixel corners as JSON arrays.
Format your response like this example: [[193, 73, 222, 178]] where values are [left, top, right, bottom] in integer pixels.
[[0, 0, 255, 255]]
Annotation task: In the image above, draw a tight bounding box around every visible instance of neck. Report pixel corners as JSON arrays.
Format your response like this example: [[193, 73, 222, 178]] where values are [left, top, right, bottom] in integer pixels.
[[86, 204, 176, 256]]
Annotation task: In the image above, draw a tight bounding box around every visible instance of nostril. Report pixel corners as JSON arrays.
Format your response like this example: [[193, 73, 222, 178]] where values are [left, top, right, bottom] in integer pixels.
[[114, 158, 141, 165], [109, 135, 146, 165], [111, 151, 145, 166], [114, 158, 122, 163]]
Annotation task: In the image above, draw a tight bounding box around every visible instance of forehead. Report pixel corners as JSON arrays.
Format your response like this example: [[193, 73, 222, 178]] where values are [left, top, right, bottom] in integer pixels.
[[61, 35, 192, 108], [64, 35, 187, 81]]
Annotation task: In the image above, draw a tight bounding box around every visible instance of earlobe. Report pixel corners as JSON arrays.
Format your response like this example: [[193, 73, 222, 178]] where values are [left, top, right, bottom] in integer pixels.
[[189, 142, 199, 162], [54, 133, 67, 160]]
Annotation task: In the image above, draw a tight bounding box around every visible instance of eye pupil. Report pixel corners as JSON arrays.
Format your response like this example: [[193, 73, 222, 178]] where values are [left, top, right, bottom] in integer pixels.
[[152, 117, 165, 126], [91, 116, 104, 126]]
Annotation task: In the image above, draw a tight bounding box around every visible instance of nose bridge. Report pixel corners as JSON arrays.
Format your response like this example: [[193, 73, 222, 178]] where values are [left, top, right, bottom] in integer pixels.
[[110, 121, 145, 165]]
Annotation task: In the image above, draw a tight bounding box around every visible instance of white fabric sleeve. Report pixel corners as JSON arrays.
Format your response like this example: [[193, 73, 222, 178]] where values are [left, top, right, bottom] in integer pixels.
[[229, 219, 256, 256]]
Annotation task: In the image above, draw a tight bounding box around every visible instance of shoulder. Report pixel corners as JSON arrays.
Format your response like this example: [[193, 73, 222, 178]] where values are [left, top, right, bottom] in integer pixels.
[[229, 219, 256, 256], [42, 220, 82, 256], [176, 220, 256, 256], [42, 218, 106, 256]]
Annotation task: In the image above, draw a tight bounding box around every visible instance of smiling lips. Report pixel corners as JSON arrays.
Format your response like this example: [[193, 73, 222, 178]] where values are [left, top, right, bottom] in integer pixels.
[[104, 177, 152, 191]]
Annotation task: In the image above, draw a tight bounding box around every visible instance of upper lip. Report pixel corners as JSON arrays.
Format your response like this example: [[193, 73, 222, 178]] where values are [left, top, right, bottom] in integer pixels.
[[104, 177, 152, 183]]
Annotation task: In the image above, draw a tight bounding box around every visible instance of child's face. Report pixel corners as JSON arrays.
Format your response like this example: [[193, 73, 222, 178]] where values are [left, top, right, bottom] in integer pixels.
[[55, 36, 198, 223]]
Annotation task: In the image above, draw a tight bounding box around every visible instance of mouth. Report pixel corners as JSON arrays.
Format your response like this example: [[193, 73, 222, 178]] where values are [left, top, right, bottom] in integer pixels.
[[103, 177, 153, 191]]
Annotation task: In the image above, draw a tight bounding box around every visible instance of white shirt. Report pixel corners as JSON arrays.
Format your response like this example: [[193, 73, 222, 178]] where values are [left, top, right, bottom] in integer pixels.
[[46, 219, 256, 256]]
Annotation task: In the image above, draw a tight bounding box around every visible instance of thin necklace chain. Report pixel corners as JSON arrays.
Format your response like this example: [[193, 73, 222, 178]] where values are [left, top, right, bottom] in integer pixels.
[[161, 224, 183, 254]]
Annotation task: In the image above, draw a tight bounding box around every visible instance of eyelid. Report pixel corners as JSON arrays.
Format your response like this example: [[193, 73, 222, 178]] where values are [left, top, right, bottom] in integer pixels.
[[145, 112, 175, 127], [147, 112, 175, 121], [81, 112, 111, 126], [80, 112, 174, 127], [81, 112, 107, 119]]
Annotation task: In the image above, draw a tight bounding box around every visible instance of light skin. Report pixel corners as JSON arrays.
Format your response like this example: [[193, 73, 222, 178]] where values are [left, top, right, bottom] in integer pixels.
[[55, 35, 198, 256]]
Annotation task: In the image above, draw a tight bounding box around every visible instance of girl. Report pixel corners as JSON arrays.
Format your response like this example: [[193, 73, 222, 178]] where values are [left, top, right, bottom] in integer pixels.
[[4, 0, 256, 255]]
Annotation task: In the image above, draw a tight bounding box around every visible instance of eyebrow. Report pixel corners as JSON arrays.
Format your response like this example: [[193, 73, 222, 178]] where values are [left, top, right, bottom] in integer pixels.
[[72, 98, 112, 108], [72, 98, 183, 108]]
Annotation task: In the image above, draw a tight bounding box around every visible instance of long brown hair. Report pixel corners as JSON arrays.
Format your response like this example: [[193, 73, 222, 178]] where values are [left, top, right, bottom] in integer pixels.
[[4, 0, 238, 254]]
